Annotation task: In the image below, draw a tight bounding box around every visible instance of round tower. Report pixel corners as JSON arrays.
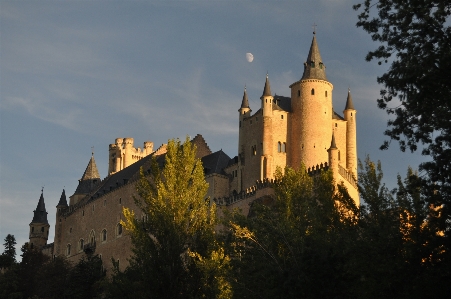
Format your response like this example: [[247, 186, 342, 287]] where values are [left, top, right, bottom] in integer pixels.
[[260, 74, 274, 179], [29, 190, 50, 249], [344, 89, 357, 178], [238, 86, 251, 155], [144, 141, 154, 155], [327, 133, 339, 178], [289, 33, 333, 170], [54, 189, 68, 256], [122, 137, 134, 168]]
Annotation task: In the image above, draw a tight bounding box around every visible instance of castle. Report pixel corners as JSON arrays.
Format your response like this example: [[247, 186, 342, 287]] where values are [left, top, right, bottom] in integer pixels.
[[28, 33, 358, 271]]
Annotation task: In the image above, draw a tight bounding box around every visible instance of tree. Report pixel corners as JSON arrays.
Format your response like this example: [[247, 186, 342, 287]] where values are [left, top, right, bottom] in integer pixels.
[[228, 166, 359, 298], [0, 234, 17, 269], [108, 137, 231, 299], [353, 0, 451, 190]]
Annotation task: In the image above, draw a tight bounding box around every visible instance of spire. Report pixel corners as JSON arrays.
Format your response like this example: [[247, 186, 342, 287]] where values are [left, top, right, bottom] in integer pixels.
[[345, 88, 355, 110], [31, 190, 48, 224], [240, 86, 249, 109], [301, 33, 327, 81], [80, 154, 100, 181], [261, 73, 272, 98], [329, 132, 338, 150], [57, 189, 68, 207]]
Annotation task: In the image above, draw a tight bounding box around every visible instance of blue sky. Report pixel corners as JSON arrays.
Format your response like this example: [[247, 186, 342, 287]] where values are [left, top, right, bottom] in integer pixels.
[[0, 0, 426, 254]]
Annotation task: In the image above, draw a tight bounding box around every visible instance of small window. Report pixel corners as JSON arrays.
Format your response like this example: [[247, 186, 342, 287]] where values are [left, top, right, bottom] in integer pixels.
[[311, 88, 315, 95], [79, 239, 84, 251], [104, 200, 106, 206], [325, 90, 328, 97], [310, 61, 315, 67], [92, 205, 95, 211], [82, 210, 85, 216], [282, 142, 286, 153], [335, 123, 337, 127], [338, 151, 341, 161], [41, 227, 44, 232], [70, 227, 72, 233], [281, 115, 284, 119], [102, 229, 107, 242], [119, 198, 122, 204], [117, 223, 123, 236], [297, 90, 300, 97], [278, 142, 281, 153], [32, 227, 34, 233], [67, 244, 71, 256]]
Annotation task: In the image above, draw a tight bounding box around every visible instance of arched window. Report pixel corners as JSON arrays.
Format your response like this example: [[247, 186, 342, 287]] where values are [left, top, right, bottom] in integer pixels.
[[79, 239, 84, 251], [89, 230, 95, 245], [278, 142, 281, 153], [102, 229, 107, 242], [117, 223, 123, 236], [66, 244, 71, 256], [282, 142, 286, 153], [311, 88, 315, 95]]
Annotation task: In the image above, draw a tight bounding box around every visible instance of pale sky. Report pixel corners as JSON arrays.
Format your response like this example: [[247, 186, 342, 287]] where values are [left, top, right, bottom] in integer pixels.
[[0, 0, 426, 254]]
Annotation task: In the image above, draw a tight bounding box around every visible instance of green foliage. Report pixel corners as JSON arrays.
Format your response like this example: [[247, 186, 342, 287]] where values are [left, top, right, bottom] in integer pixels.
[[108, 137, 231, 299], [65, 255, 105, 299], [1, 234, 17, 267], [228, 166, 359, 298]]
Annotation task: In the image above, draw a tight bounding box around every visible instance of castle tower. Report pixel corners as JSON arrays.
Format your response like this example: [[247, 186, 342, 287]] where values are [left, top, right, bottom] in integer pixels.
[[261, 74, 274, 180], [122, 137, 134, 168], [69, 153, 100, 205], [344, 89, 357, 178], [29, 190, 50, 249], [238, 86, 251, 154], [289, 33, 333, 170], [54, 189, 68, 256]]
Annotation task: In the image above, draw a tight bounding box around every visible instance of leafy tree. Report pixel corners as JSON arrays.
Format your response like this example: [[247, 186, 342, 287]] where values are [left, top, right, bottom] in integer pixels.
[[228, 166, 359, 298], [108, 137, 231, 299], [65, 254, 105, 299], [353, 0, 451, 190]]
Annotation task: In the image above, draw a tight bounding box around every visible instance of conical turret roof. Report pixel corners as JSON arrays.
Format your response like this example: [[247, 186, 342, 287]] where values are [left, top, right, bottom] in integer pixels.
[[345, 88, 355, 110], [329, 132, 338, 150], [31, 191, 48, 224], [261, 74, 272, 98], [301, 34, 327, 81], [81, 154, 100, 181], [57, 189, 68, 207], [240, 86, 250, 109]]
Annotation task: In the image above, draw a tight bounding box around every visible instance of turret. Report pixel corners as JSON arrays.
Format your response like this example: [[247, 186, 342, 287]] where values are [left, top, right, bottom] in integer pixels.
[[123, 137, 134, 168], [238, 86, 251, 156], [54, 189, 67, 256], [29, 190, 50, 249], [144, 141, 154, 155], [327, 133, 339, 178], [261, 74, 273, 118], [260, 74, 274, 179], [289, 32, 333, 170], [344, 88, 357, 177]]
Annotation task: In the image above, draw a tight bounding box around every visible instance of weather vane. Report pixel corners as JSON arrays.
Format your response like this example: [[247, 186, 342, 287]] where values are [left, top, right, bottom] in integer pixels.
[[91, 146, 95, 156], [312, 23, 317, 34]]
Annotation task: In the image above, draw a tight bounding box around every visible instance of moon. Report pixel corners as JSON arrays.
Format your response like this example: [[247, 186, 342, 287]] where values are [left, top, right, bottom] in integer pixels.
[[246, 53, 254, 63]]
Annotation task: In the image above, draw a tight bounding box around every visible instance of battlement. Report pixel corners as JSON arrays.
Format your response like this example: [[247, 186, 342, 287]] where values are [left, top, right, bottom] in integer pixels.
[[338, 164, 357, 188], [108, 137, 154, 175]]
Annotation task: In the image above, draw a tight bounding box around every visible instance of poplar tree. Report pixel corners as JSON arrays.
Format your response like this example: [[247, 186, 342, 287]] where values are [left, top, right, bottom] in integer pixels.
[[109, 137, 231, 299]]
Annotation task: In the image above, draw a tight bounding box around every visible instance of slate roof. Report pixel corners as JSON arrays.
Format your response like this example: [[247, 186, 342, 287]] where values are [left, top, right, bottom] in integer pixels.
[[261, 74, 272, 98], [273, 95, 291, 112], [345, 89, 355, 110], [333, 110, 345, 120], [240, 87, 250, 109], [202, 150, 231, 176], [329, 132, 338, 149], [73, 155, 101, 195], [57, 189, 68, 207], [31, 192, 48, 224], [302, 34, 327, 81], [81, 155, 100, 180]]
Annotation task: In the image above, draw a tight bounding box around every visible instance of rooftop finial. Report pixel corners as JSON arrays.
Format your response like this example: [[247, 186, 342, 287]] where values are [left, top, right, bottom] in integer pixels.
[[91, 146, 94, 156], [312, 23, 317, 35]]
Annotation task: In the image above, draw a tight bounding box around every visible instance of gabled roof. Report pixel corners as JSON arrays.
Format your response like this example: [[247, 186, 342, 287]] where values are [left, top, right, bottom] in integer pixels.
[[202, 150, 231, 176], [301, 34, 327, 81], [31, 191, 48, 224]]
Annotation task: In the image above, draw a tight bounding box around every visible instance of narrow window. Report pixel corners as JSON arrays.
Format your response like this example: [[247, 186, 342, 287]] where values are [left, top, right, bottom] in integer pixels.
[[67, 244, 71, 255], [117, 223, 123, 236], [82, 210, 85, 216], [311, 88, 315, 95], [278, 142, 281, 153], [70, 227, 72, 233], [335, 123, 337, 127], [310, 61, 315, 67], [338, 151, 341, 161], [41, 227, 44, 232], [281, 115, 284, 119], [325, 90, 328, 97], [282, 142, 286, 153], [32, 227, 34, 233], [119, 198, 122, 204], [104, 200, 106, 206], [79, 239, 84, 251], [297, 90, 300, 97]]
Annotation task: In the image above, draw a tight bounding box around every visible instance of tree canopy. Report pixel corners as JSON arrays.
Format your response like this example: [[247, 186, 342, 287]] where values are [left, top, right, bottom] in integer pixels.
[[109, 137, 231, 299]]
